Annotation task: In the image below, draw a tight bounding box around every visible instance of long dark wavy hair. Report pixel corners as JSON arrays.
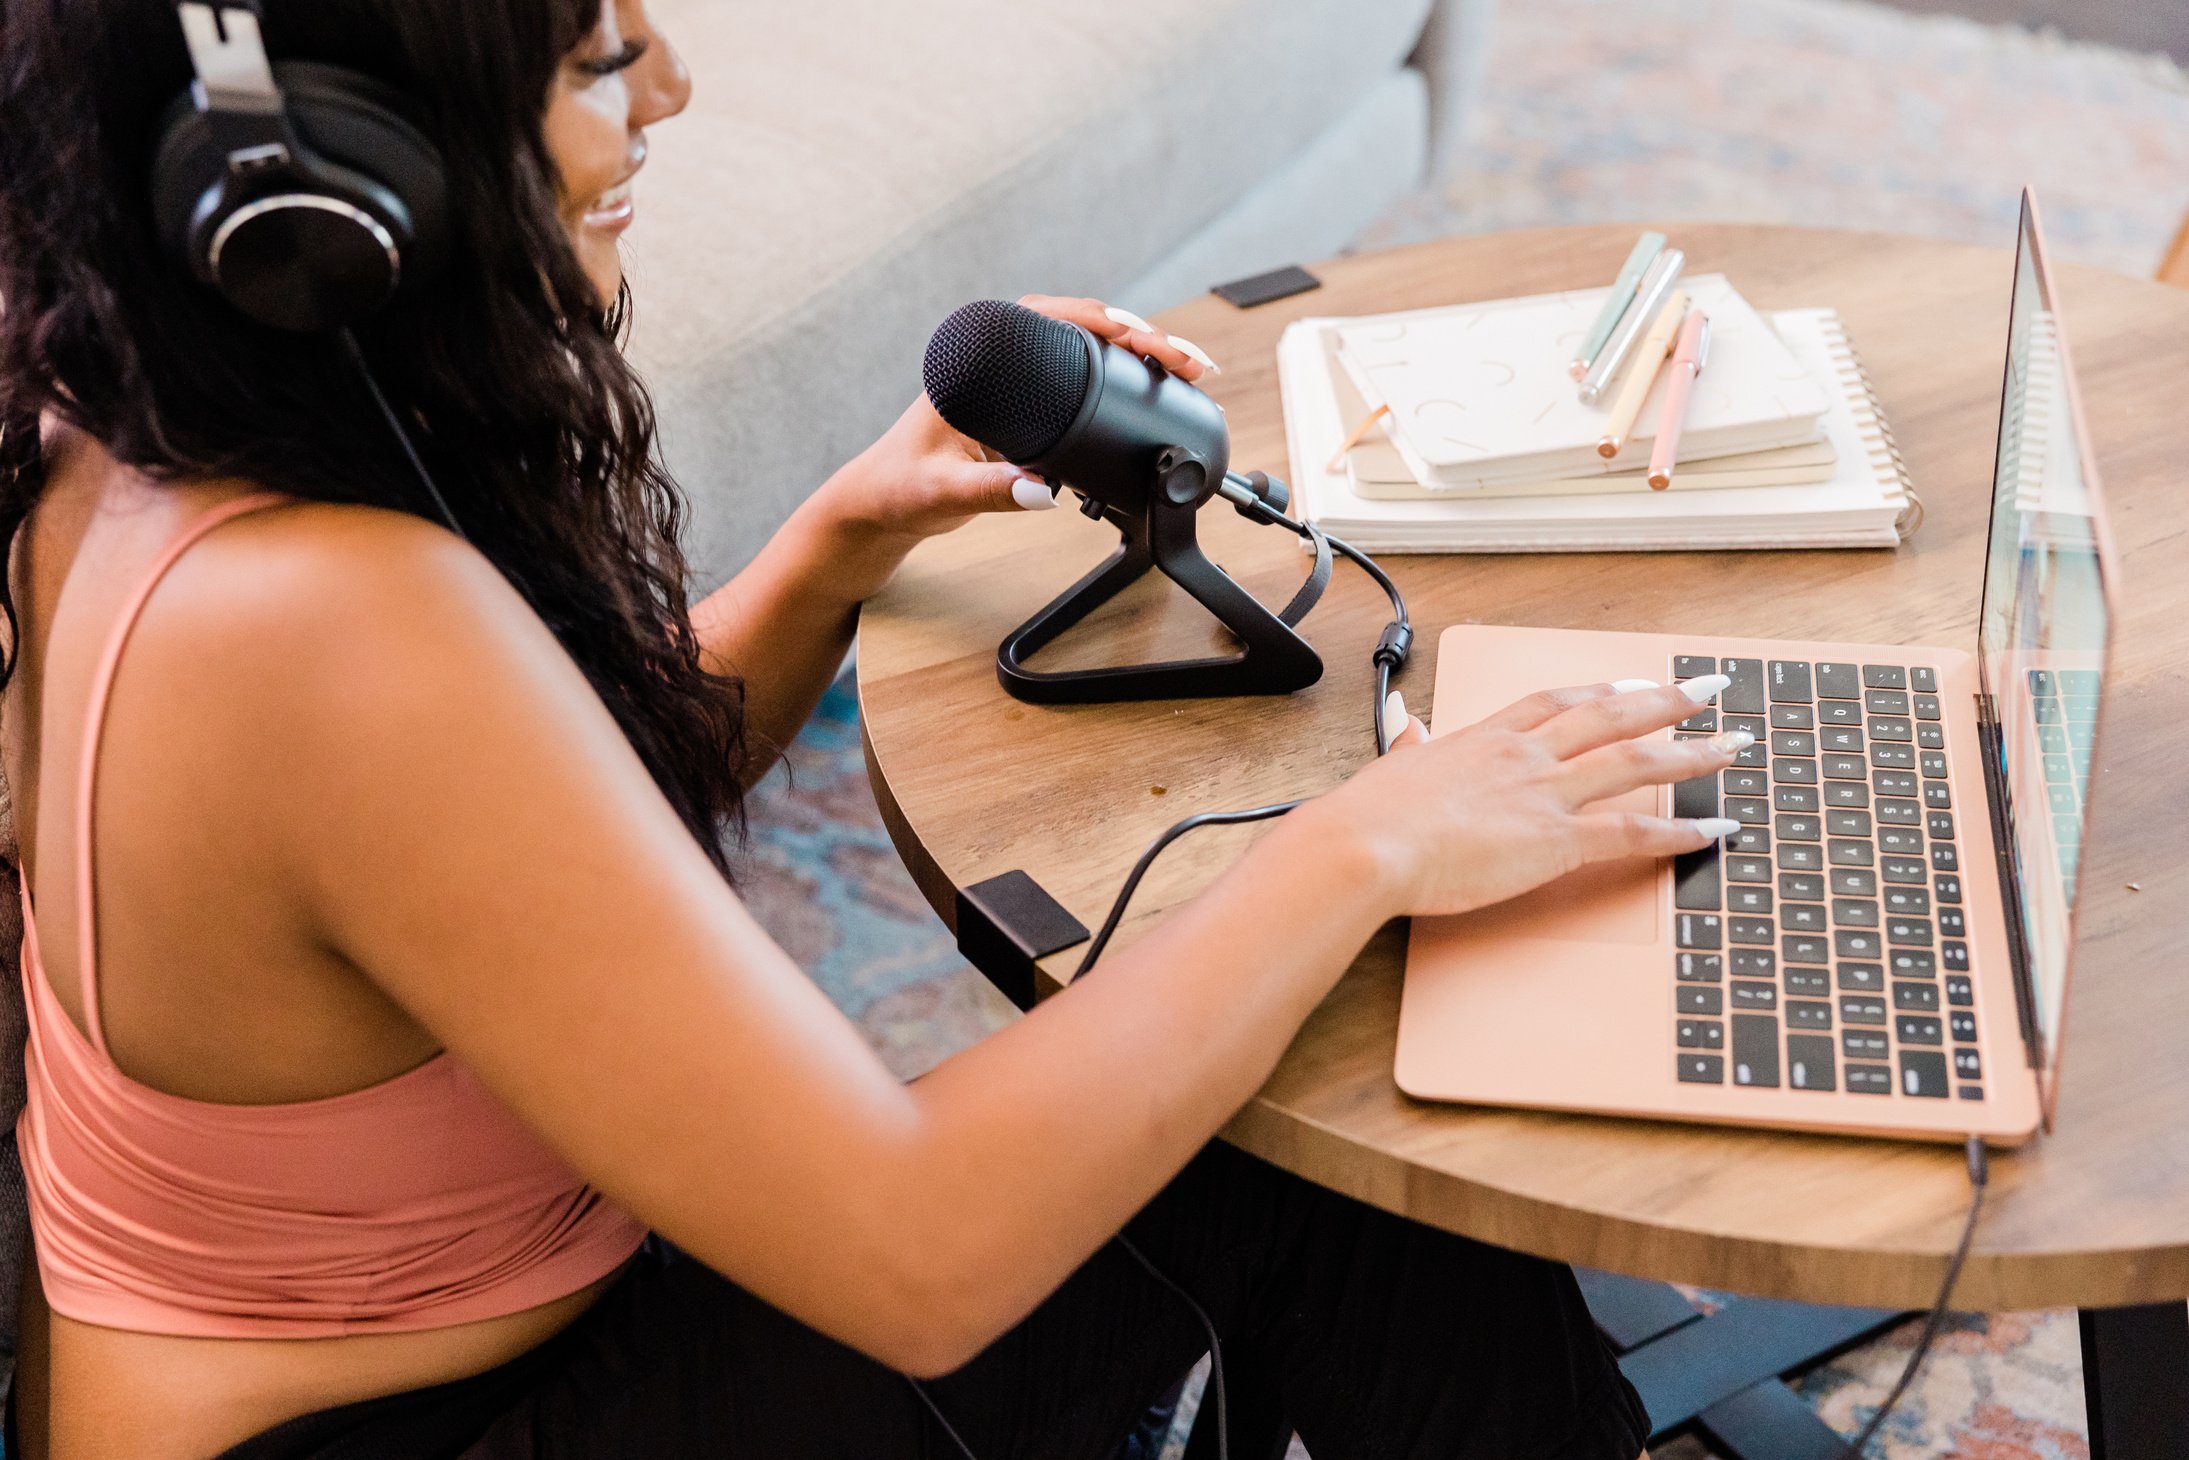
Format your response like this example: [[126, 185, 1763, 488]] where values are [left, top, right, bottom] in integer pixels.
[[0, 0, 748, 869]]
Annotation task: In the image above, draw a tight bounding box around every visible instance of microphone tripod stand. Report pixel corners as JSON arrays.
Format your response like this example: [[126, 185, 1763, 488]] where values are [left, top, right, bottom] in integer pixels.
[[996, 466, 1329, 703]]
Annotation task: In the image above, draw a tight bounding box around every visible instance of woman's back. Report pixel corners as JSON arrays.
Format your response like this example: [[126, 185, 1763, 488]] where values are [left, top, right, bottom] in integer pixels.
[[5, 430, 629, 1458]]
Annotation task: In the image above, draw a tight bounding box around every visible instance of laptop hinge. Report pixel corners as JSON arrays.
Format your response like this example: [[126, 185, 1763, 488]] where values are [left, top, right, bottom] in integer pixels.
[[1975, 693, 2044, 1072]]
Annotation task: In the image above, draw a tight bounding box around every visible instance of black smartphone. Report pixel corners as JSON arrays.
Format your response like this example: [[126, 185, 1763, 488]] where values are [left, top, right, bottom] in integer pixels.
[[1212, 264, 1322, 310]]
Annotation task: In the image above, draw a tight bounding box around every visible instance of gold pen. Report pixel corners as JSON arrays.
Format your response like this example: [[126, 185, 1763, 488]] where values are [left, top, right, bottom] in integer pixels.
[[1596, 291, 1688, 459]]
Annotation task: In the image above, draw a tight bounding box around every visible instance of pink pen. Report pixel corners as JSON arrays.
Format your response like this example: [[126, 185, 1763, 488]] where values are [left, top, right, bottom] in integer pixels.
[[1648, 309, 1712, 491]]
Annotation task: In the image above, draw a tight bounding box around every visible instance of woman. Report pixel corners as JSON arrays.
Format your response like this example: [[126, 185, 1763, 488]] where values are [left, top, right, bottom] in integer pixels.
[[0, 1, 1742, 1456]]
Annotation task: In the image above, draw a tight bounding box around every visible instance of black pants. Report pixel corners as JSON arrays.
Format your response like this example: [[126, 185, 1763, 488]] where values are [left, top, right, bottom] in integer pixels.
[[220, 1144, 1647, 1460]]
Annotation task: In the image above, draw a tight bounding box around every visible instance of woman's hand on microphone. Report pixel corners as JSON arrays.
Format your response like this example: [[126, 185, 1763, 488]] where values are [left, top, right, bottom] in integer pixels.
[[1307, 677, 1748, 921], [800, 295, 1215, 601]]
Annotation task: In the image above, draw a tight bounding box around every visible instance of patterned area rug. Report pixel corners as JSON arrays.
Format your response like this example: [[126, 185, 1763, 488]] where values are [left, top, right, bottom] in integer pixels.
[[742, 3, 2189, 1455]]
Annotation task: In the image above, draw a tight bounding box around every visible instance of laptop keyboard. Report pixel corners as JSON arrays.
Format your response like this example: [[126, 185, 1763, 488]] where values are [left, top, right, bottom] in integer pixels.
[[1665, 656, 1983, 1103], [2030, 668, 2097, 904]]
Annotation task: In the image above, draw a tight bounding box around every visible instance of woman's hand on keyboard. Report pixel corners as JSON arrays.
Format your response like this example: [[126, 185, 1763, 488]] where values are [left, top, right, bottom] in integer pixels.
[[1321, 676, 1747, 920]]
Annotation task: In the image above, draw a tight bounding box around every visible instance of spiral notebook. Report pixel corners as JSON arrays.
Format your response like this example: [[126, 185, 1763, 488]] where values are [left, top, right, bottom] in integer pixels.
[[1281, 308, 1920, 553]]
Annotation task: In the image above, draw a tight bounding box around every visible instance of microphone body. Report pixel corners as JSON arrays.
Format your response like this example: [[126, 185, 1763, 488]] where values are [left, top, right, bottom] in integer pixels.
[[924, 300, 1230, 518]]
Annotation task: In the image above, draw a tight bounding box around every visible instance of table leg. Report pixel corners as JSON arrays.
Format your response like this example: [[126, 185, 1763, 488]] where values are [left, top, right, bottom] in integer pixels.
[[2080, 1302, 2189, 1460]]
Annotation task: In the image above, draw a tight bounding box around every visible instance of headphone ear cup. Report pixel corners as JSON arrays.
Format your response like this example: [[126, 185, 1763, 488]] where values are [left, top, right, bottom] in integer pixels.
[[146, 62, 450, 330]]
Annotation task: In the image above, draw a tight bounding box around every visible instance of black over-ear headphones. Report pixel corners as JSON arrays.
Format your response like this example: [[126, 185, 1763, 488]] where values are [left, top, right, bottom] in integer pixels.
[[151, 1, 449, 334]]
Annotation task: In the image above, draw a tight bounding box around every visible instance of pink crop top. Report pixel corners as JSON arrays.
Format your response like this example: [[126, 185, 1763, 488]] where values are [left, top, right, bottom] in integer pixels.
[[16, 494, 645, 1338]]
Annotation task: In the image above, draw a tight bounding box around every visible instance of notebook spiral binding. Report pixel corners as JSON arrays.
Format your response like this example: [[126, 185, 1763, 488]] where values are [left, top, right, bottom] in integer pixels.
[[1822, 314, 1925, 540]]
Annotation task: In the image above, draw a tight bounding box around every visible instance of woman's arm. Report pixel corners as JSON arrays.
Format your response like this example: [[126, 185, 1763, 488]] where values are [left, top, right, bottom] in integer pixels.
[[229, 508, 1731, 1379], [692, 297, 1214, 782]]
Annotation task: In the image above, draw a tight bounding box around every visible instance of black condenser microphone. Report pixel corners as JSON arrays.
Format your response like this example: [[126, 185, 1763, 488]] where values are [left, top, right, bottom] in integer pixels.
[[925, 299, 1268, 521], [920, 299, 1325, 704]]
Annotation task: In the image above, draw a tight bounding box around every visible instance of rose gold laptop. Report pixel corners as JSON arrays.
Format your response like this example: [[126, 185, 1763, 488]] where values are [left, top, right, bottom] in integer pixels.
[[1396, 192, 2118, 1146]]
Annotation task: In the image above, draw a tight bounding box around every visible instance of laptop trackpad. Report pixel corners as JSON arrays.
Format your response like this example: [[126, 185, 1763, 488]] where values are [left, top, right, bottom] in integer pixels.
[[1451, 788, 1662, 944]]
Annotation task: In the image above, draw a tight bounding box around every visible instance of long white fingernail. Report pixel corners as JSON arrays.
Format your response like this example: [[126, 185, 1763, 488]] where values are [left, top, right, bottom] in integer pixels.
[[1679, 673, 1732, 704], [1707, 729, 1755, 753], [1104, 306, 1155, 333], [1610, 678, 1660, 693], [1010, 474, 1058, 511], [1384, 688, 1406, 728], [1167, 334, 1220, 374], [1695, 818, 1742, 839]]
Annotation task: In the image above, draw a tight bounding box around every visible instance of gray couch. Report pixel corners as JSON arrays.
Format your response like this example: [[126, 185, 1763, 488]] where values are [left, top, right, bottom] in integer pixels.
[[626, 0, 1498, 582]]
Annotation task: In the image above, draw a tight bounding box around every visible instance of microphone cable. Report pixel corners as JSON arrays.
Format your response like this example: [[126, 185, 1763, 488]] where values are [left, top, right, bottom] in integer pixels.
[[338, 328, 469, 542]]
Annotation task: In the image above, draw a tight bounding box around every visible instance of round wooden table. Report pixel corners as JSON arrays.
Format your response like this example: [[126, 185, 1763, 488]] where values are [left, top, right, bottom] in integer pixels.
[[856, 226, 2189, 1331]]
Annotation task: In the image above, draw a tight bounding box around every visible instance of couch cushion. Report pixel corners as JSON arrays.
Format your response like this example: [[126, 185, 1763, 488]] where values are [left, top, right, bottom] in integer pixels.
[[623, 0, 1436, 579]]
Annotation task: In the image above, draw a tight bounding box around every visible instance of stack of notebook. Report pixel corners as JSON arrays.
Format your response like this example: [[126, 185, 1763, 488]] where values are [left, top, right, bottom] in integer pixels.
[[1278, 274, 1919, 552]]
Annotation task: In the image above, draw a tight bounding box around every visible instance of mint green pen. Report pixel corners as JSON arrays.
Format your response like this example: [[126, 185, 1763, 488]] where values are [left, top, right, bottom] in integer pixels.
[[1569, 232, 1666, 381]]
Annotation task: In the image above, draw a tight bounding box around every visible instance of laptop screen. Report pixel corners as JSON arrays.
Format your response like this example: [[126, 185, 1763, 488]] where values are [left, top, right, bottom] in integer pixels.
[[1975, 190, 2117, 1104]]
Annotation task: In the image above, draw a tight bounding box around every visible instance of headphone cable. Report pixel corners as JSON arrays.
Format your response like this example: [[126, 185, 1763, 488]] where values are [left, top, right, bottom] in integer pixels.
[[338, 328, 468, 541]]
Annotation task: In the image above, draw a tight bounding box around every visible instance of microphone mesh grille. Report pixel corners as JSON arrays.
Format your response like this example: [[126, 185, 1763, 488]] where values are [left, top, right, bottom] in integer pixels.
[[922, 300, 1091, 462]]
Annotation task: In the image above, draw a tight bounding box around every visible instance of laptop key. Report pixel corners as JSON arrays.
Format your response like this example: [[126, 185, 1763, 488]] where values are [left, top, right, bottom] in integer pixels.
[[1818, 700, 1863, 726], [1933, 873, 1962, 903], [1837, 963, 1884, 992], [1821, 726, 1865, 753], [1787, 1000, 1833, 1031], [1832, 899, 1879, 928], [1831, 869, 1878, 897], [1825, 781, 1871, 808], [1787, 1033, 1837, 1089], [1782, 936, 1829, 965], [1677, 1019, 1724, 1049], [1778, 844, 1823, 871], [1912, 693, 1941, 720], [1871, 743, 1916, 769], [1679, 707, 1718, 733], [1863, 664, 1908, 690], [1949, 1011, 1978, 1042], [1841, 996, 1887, 1026], [1894, 982, 1941, 1012], [1865, 689, 1910, 715], [1769, 661, 1813, 703], [1874, 770, 1919, 796], [1927, 811, 1956, 840], [1954, 1048, 1982, 1081], [1923, 781, 1952, 809], [1899, 1050, 1950, 1097], [1720, 658, 1767, 715], [1835, 930, 1882, 959], [1891, 949, 1936, 978], [1725, 797, 1770, 825], [1911, 666, 1939, 693], [1674, 656, 1718, 680], [1827, 810, 1873, 837], [1776, 786, 1820, 812], [1883, 887, 1931, 917], [1916, 723, 1946, 750], [1679, 1053, 1726, 1084], [1729, 917, 1775, 945], [1878, 826, 1925, 855], [1732, 981, 1778, 1011], [1877, 798, 1922, 825], [1726, 855, 1771, 883], [1729, 886, 1772, 915], [1769, 705, 1817, 733], [1870, 716, 1913, 743], [1920, 751, 1948, 778], [1938, 908, 1966, 938], [1846, 1063, 1893, 1094], [1783, 904, 1826, 933], [1674, 849, 1722, 912], [1897, 1015, 1943, 1045], [1843, 1029, 1889, 1058], [1887, 918, 1934, 946], [1771, 730, 1817, 756], [1945, 974, 1974, 1006], [1732, 1014, 1781, 1086], [1773, 760, 1818, 787], [1730, 827, 1770, 856], [1816, 662, 1863, 699], [1828, 839, 1874, 866], [1930, 843, 1960, 872], [1730, 949, 1776, 978], [1780, 872, 1825, 901], [1784, 967, 1830, 996], [1678, 986, 1723, 1015], [1942, 943, 1970, 973], [1676, 914, 1723, 949], [1677, 953, 1723, 982], [1882, 856, 1926, 884], [1823, 753, 1867, 780]]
